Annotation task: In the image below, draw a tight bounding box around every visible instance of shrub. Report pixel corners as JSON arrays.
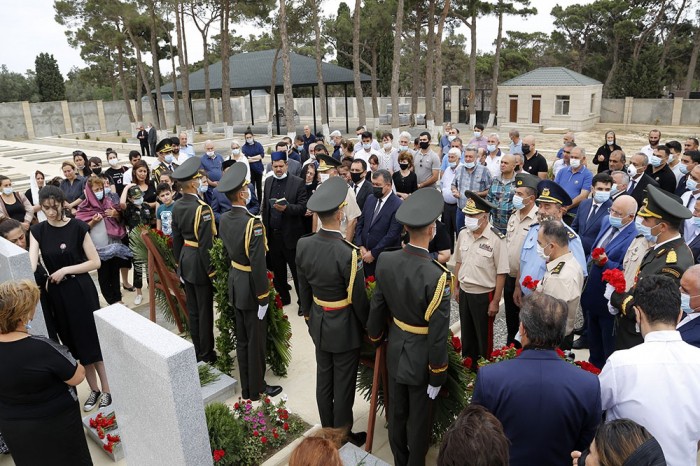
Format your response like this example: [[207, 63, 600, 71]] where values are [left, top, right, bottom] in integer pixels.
[[205, 403, 245, 465]]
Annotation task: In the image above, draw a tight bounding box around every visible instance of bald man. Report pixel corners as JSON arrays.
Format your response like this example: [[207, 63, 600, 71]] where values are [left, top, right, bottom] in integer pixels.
[[582, 194, 639, 369], [678, 265, 700, 348], [521, 135, 548, 179]]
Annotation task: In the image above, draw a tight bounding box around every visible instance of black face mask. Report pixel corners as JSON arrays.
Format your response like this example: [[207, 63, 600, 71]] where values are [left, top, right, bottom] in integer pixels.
[[521, 144, 531, 155], [92, 167, 102, 175], [399, 162, 409, 170], [350, 172, 363, 184], [372, 186, 384, 198], [419, 141, 430, 150]]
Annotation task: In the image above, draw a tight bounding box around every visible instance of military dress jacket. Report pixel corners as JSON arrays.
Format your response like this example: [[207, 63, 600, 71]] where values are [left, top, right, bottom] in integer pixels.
[[296, 229, 370, 353], [367, 244, 452, 387], [172, 193, 217, 285], [219, 205, 270, 311]]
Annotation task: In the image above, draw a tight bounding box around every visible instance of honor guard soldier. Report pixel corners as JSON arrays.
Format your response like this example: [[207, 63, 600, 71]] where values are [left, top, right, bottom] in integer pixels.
[[367, 188, 452, 466], [217, 163, 282, 400], [171, 157, 217, 363], [515, 180, 588, 305], [611, 185, 694, 349], [296, 176, 370, 446], [454, 191, 509, 366]]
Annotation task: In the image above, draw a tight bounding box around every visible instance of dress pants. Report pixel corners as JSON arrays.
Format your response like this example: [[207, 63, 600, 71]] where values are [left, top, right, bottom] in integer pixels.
[[388, 376, 433, 466], [315, 347, 360, 429], [588, 310, 616, 369], [183, 280, 216, 362], [459, 289, 491, 362], [442, 202, 458, 253], [268, 230, 300, 305], [251, 170, 263, 202], [503, 275, 521, 346], [140, 141, 150, 157], [235, 306, 267, 400]]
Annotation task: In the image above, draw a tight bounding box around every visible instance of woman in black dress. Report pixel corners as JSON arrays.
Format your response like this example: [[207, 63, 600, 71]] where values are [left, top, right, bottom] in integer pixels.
[[392, 151, 418, 200], [0, 176, 33, 230], [0, 279, 92, 465], [29, 186, 112, 413], [592, 130, 622, 174], [301, 163, 318, 234]]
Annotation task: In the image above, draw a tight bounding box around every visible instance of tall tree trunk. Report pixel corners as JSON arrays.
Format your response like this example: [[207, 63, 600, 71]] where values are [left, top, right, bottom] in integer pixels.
[[352, 0, 366, 126], [268, 46, 281, 125], [176, 0, 193, 128], [424, 0, 436, 123], [135, 78, 143, 122], [311, 0, 328, 135], [684, 26, 700, 97], [410, 5, 423, 125], [169, 38, 181, 127], [468, 12, 477, 125], [660, 0, 688, 72], [220, 0, 232, 125], [370, 47, 379, 120], [202, 31, 212, 122], [116, 45, 136, 123], [148, 1, 167, 129], [280, 0, 296, 134], [603, 36, 621, 97], [390, 0, 405, 135], [125, 25, 158, 126], [633, 2, 667, 61], [488, 1, 504, 127], [433, 0, 450, 127]]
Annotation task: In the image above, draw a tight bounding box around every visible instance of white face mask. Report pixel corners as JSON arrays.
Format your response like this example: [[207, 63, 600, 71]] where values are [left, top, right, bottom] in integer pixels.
[[2, 187, 12, 196], [206, 151, 215, 158], [108, 158, 118, 166], [246, 138, 254, 145], [383, 142, 393, 150], [570, 159, 581, 168], [362, 143, 371, 150], [133, 197, 144, 206], [464, 216, 480, 231], [607, 140, 614, 146], [273, 172, 288, 180], [448, 135, 456, 142], [473, 131, 481, 138], [232, 149, 240, 156], [399, 144, 409, 152], [536, 243, 550, 261], [319, 173, 330, 184], [627, 164, 638, 178], [464, 161, 476, 169]]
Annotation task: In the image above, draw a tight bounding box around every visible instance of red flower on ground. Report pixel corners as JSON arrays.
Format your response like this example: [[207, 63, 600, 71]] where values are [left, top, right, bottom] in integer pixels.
[[265, 397, 271, 404], [253, 430, 259, 437], [103, 443, 114, 453], [234, 402, 240, 409], [261, 436, 268, 444], [213, 449, 226, 462], [273, 432, 279, 439], [106, 434, 120, 443], [283, 422, 289, 431]]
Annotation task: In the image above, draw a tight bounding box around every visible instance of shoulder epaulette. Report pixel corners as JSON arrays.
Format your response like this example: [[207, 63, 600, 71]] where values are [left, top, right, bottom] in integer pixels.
[[666, 250, 677, 264], [656, 248, 666, 257], [490, 226, 506, 239], [567, 231, 576, 239], [551, 261, 565, 275], [344, 239, 360, 249]]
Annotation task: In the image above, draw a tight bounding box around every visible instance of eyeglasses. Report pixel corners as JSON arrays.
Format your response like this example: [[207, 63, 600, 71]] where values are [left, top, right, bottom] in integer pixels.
[[608, 208, 626, 217]]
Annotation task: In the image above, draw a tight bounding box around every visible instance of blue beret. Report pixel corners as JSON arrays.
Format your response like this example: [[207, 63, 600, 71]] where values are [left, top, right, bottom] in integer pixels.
[[271, 151, 287, 162]]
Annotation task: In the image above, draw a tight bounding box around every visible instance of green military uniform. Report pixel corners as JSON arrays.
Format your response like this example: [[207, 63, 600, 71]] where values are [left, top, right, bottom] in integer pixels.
[[217, 163, 272, 400], [296, 176, 370, 435], [367, 188, 452, 466], [171, 157, 217, 363], [611, 185, 694, 349]]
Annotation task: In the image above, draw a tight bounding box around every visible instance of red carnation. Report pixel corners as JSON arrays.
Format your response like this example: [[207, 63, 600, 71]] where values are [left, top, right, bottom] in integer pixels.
[[253, 430, 259, 437], [451, 335, 462, 352], [267, 271, 274, 280], [521, 275, 539, 291], [366, 276, 375, 283], [103, 443, 114, 453], [234, 402, 240, 409], [556, 348, 566, 359], [602, 269, 626, 294], [213, 449, 226, 462], [261, 436, 268, 444], [575, 360, 602, 375], [283, 422, 289, 431], [516, 348, 523, 356], [462, 356, 473, 369], [273, 432, 279, 439], [265, 397, 271, 404], [275, 295, 283, 308], [591, 247, 605, 259]]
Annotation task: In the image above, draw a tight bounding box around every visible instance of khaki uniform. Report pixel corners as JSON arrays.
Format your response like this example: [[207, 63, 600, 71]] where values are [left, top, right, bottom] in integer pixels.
[[315, 187, 362, 239], [539, 252, 584, 346], [621, 235, 653, 291]]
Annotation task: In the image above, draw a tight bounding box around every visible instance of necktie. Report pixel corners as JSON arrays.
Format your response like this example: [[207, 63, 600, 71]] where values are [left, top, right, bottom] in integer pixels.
[[628, 179, 636, 193], [354, 184, 358, 195], [588, 204, 599, 221], [599, 227, 615, 249], [372, 199, 382, 224]]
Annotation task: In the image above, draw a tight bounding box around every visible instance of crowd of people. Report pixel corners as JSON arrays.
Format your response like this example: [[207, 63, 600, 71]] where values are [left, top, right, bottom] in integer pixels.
[[1, 122, 699, 465]]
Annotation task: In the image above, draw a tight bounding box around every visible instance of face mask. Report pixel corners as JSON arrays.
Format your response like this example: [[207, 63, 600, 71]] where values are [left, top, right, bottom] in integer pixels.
[[521, 144, 531, 154], [627, 164, 638, 178], [487, 144, 496, 152], [362, 143, 371, 150], [464, 216, 480, 231], [206, 151, 215, 158], [133, 197, 144, 206], [419, 141, 430, 150], [399, 162, 409, 170], [465, 161, 476, 169], [609, 214, 623, 229], [649, 155, 662, 167], [95, 190, 104, 201], [668, 154, 674, 163], [536, 243, 550, 261], [104, 187, 112, 195], [448, 161, 457, 168], [594, 191, 611, 203], [383, 142, 393, 150], [232, 149, 240, 156], [399, 145, 409, 152], [693, 216, 700, 227], [607, 140, 614, 146], [473, 131, 481, 138], [680, 164, 689, 174], [635, 217, 658, 243], [372, 186, 384, 198], [246, 138, 254, 145], [108, 158, 118, 167], [681, 293, 695, 314], [512, 195, 526, 210], [610, 185, 618, 196], [164, 155, 173, 164], [570, 159, 581, 168], [319, 173, 330, 184], [351, 172, 363, 184], [198, 180, 208, 193], [2, 187, 12, 195], [687, 178, 698, 191], [448, 135, 456, 142], [92, 167, 102, 175]]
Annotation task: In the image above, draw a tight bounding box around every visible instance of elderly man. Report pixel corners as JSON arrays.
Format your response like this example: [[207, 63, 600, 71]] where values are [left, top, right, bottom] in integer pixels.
[[601, 275, 700, 466], [199, 140, 225, 187], [483, 133, 502, 178], [521, 135, 548, 180], [440, 148, 461, 251], [606, 149, 626, 174], [509, 129, 522, 156], [442, 126, 459, 157], [301, 124, 317, 153], [581, 195, 638, 367], [472, 292, 601, 466], [440, 134, 465, 172], [242, 130, 266, 200], [554, 146, 593, 223], [451, 146, 492, 231], [179, 132, 196, 160], [552, 142, 574, 179], [329, 130, 343, 160], [555, 131, 575, 159], [678, 265, 700, 347], [645, 144, 677, 193], [397, 131, 414, 155], [486, 154, 517, 233], [625, 152, 659, 209], [610, 170, 629, 201]]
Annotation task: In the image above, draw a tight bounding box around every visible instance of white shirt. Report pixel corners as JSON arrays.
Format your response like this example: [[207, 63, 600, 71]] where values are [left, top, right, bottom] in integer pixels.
[[229, 156, 252, 182], [353, 148, 382, 165], [672, 162, 685, 184], [599, 330, 700, 466], [123, 167, 133, 185], [353, 139, 381, 153], [484, 152, 502, 178], [552, 159, 568, 178], [640, 144, 655, 158], [440, 166, 459, 204], [681, 191, 699, 243]]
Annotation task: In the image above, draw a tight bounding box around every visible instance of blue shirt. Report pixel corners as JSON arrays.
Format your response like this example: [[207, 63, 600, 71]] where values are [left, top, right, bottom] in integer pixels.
[[199, 153, 225, 182], [554, 166, 593, 214], [519, 223, 588, 294], [180, 144, 196, 159], [242, 141, 265, 174], [509, 140, 522, 155]]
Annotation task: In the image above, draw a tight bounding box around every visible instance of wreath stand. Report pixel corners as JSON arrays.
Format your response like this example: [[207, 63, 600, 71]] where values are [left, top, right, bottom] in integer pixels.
[[363, 341, 390, 453]]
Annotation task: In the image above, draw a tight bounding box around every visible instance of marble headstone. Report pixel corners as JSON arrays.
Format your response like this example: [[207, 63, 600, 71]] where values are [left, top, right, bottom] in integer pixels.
[[0, 237, 48, 337], [94, 304, 213, 466]]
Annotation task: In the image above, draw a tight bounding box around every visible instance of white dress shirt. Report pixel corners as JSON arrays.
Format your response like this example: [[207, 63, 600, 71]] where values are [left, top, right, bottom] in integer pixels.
[[599, 330, 700, 466], [681, 191, 699, 243], [440, 165, 459, 204]]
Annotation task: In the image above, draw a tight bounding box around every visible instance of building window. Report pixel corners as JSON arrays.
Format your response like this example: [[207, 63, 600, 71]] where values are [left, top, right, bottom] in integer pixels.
[[590, 93, 596, 113], [555, 95, 570, 115]]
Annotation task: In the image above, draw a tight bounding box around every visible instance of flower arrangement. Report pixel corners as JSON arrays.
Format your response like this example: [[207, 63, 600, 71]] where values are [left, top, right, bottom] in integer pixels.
[[475, 343, 602, 375], [591, 247, 608, 265], [602, 268, 626, 294], [210, 238, 292, 377], [521, 275, 540, 291], [88, 411, 121, 454], [365, 276, 377, 299]]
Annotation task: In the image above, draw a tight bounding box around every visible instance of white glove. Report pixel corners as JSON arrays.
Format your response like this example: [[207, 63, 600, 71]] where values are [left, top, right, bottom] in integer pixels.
[[607, 302, 618, 316], [427, 385, 441, 400], [257, 304, 268, 320], [603, 283, 615, 301]]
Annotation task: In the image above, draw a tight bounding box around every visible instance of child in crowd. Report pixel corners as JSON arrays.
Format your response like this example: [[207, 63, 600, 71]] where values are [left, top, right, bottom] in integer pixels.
[[155, 183, 175, 235]]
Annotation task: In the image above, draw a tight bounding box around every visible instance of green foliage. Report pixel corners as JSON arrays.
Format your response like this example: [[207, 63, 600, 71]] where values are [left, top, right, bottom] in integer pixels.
[[117, 130, 120, 136], [84, 133, 91, 139], [0, 65, 38, 103], [121, 137, 127, 143], [34, 53, 65, 102], [210, 238, 236, 374], [198, 126, 203, 134], [205, 403, 246, 466], [607, 51, 665, 98], [198, 363, 221, 387]]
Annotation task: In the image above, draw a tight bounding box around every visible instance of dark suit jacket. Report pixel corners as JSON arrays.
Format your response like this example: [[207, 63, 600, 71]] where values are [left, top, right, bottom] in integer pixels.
[[571, 198, 612, 257], [147, 126, 157, 144], [472, 350, 602, 466], [628, 173, 659, 209], [689, 233, 700, 264], [137, 129, 148, 145], [262, 174, 307, 249], [354, 192, 402, 261], [679, 316, 700, 348], [353, 179, 373, 211]]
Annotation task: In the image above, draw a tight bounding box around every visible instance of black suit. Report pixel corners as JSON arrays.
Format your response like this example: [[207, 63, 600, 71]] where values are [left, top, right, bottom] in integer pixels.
[[645, 164, 677, 193], [627, 173, 659, 210], [147, 126, 157, 157], [137, 129, 149, 156], [262, 174, 308, 305], [352, 179, 373, 211]]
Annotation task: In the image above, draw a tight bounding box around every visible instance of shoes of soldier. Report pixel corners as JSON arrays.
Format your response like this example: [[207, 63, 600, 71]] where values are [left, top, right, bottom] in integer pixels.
[[264, 385, 283, 397], [572, 336, 589, 350], [347, 431, 367, 447]]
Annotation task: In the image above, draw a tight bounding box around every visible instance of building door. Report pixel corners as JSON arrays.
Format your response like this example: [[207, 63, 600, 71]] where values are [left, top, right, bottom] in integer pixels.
[[531, 96, 541, 124], [509, 96, 518, 123]]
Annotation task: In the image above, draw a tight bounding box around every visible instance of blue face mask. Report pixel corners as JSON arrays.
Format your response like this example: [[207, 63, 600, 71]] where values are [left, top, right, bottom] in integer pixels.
[[635, 217, 658, 242], [679, 164, 689, 175], [448, 161, 457, 168], [594, 191, 611, 203], [512, 195, 526, 210], [609, 214, 623, 229], [649, 155, 662, 167], [95, 190, 104, 201], [681, 293, 697, 314], [692, 216, 700, 227], [610, 184, 618, 196], [465, 161, 476, 169], [687, 178, 698, 192], [165, 154, 173, 163], [104, 187, 112, 195], [198, 180, 208, 193]]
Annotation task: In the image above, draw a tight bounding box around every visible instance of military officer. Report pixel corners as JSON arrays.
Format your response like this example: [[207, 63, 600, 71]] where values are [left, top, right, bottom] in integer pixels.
[[217, 163, 282, 400], [536, 220, 585, 349], [454, 191, 509, 366], [171, 157, 217, 363], [515, 180, 588, 306], [367, 188, 452, 466], [611, 185, 694, 349], [296, 176, 370, 445], [152, 138, 179, 184], [504, 173, 539, 345]]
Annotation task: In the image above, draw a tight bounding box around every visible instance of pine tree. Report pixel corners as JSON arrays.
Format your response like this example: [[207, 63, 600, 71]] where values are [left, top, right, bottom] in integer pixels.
[[34, 53, 65, 102]]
